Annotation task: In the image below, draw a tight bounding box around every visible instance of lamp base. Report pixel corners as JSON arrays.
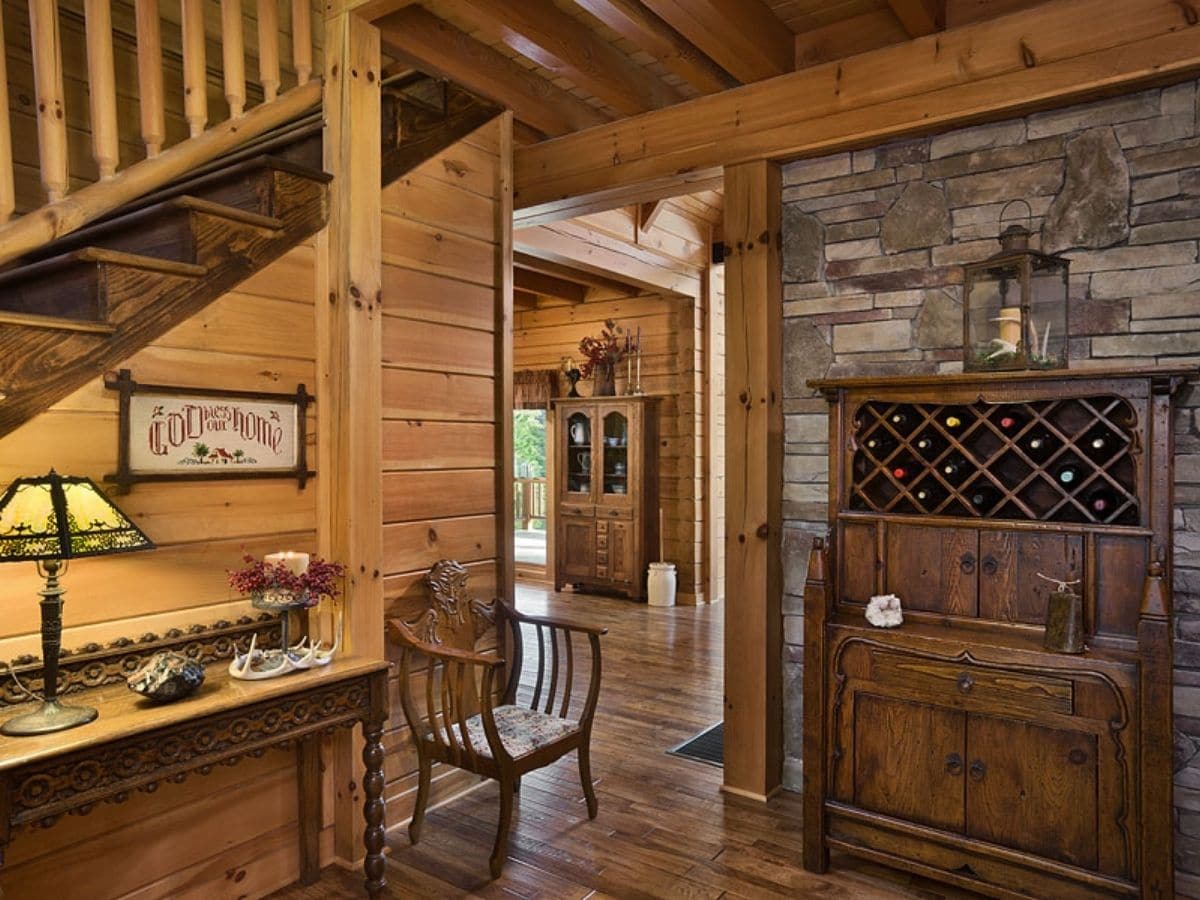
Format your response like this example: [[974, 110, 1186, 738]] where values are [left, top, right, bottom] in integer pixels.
[[1, 699, 98, 736]]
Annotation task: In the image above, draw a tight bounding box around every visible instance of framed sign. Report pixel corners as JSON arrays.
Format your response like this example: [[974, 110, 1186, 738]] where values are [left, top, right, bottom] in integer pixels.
[[104, 369, 314, 492]]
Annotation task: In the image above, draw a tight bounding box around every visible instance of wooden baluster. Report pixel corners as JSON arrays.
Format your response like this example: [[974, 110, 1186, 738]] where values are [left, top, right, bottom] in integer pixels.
[[135, 0, 166, 158], [256, 0, 280, 102], [221, 0, 246, 117], [291, 0, 311, 85], [84, 0, 119, 178], [28, 0, 68, 202], [0, 5, 15, 222], [180, 0, 207, 137]]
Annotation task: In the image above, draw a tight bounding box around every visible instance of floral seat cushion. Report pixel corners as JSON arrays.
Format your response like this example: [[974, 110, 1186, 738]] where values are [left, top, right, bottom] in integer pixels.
[[459, 704, 579, 759]]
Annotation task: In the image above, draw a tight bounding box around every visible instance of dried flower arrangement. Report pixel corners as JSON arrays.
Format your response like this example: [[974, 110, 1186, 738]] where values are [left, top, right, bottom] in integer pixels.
[[577, 319, 630, 378], [228, 554, 345, 608]]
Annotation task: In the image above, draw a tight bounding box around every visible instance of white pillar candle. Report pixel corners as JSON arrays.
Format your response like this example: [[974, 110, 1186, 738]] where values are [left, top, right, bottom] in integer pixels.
[[265, 551, 310, 575]]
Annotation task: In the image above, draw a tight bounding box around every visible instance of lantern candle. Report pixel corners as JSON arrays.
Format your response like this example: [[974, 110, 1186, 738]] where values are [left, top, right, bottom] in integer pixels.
[[265, 551, 310, 575], [995, 306, 1022, 348]]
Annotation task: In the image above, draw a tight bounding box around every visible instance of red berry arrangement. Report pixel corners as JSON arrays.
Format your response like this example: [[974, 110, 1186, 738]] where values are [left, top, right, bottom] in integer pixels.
[[228, 554, 345, 606], [578, 319, 632, 378]]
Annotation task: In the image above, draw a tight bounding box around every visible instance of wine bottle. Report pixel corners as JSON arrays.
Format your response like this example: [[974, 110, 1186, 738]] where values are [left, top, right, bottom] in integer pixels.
[[891, 464, 912, 481], [915, 485, 945, 507], [969, 486, 1000, 512], [943, 408, 969, 430], [1084, 429, 1117, 460], [941, 454, 969, 482], [915, 434, 942, 459], [1055, 464, 1081, 487], [996, 411, 1024, 432], [1025, 431, 1057, 460], [889, 407, 913, 428], [1087, 488, 1118, 514], [864, 433, 895, 458]]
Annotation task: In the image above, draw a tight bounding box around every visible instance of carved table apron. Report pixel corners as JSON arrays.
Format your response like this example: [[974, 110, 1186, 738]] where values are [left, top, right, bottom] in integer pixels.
[[0, 657, 390, 897]]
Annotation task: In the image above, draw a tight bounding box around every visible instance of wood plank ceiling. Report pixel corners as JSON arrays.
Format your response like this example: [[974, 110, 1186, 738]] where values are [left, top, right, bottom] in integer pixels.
[[375, 0, 1045, 143]]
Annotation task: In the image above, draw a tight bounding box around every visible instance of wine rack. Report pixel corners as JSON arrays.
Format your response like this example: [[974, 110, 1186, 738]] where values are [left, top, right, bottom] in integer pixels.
[[849, 395, 1139, 525]]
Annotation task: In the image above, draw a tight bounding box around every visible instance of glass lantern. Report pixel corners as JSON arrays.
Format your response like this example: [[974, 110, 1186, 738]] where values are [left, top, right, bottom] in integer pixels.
[[963, 216, 1070, 372]]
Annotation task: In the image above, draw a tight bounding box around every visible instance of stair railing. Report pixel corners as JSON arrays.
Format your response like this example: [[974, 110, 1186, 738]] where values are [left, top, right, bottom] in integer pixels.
[[0, 0, 321, 267]]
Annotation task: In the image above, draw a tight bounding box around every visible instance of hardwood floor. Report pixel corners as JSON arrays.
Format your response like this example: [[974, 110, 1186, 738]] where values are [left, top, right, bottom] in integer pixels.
[[271, 584, 980, 899]]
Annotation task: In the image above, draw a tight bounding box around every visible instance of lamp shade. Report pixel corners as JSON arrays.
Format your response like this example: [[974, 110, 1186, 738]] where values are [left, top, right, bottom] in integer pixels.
[[0, 470, 154, 561]]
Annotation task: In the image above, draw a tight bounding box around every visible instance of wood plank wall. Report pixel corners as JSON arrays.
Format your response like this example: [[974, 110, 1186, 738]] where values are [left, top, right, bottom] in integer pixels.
[[1, 0, 322, 214], [379, 119, 507, 824], [0, 244, 326, 898]]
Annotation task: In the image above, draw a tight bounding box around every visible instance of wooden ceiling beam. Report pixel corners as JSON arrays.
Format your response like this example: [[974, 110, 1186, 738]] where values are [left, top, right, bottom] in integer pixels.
[[795, 9, 910, 69], [638, 0, 794, 83], [448, 0, 683, 116], [886, 0, 944, 37], [514, 265, 589, 303], [945, 0, 1049, 27], [573, 0, 738, 93], [514, 173, 723, 228], [514, 288, 541, 309], [377, 6, 610, 137], [513, 251, 641, 295], [515, 0, 1200, 213], [638, 199, 669, 233]]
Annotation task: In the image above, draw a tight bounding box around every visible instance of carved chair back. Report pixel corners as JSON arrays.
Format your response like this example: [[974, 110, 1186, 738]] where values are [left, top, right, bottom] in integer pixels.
[[391, 559, 499, 655]]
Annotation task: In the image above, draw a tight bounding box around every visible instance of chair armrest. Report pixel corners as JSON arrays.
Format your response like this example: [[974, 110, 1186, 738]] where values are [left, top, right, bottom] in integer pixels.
[[386, 618, 504, 669], [498, 600, 608, 637]]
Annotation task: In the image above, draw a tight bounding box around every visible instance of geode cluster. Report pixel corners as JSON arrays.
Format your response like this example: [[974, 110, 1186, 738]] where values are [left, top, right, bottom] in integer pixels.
[[126, 651, 206, 703]]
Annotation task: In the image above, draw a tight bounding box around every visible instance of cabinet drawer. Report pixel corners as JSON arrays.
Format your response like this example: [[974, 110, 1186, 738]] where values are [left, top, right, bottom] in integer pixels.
[[870, 648, 1074, 717], [597, 507, 633, 520], [562, 503, 595, 518]]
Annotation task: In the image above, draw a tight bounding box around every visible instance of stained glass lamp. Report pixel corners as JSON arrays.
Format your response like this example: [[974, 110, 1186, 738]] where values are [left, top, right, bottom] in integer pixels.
[[0, 470, 154, 735]]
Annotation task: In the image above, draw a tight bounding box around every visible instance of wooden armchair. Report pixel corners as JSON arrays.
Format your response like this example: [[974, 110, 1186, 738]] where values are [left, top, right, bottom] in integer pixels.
[[386, 559, 607, 879]]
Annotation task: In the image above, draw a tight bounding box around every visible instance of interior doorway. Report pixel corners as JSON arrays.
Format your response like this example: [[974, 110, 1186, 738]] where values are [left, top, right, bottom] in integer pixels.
[[513, 408, 550, 579]]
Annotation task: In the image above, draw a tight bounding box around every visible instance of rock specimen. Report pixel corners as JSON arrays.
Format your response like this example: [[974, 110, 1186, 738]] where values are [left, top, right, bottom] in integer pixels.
[[127, 651, 206, 703]]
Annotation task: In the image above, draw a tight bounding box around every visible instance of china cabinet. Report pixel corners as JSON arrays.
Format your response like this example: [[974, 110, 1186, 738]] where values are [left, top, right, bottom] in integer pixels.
[[552, 396, 659, 599], [802, 367, 1194, 900]]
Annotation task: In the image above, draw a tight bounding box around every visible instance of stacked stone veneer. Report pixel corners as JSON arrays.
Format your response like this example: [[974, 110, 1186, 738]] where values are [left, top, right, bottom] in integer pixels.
[[780, 78, 1200, 890]]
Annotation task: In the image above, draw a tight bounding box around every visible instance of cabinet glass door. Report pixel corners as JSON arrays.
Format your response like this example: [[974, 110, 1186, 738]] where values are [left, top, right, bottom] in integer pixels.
[[600, 408, 631, 505], [565, 410, 593, 498]]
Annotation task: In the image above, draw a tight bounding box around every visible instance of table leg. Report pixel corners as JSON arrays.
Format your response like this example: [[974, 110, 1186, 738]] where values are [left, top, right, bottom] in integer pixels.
[[362, 722, 387, 897], [297, 734, 321, 885]]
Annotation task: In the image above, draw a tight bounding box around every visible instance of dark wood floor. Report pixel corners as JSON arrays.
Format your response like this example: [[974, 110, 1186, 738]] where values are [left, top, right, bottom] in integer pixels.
[[272, 584, 979, 899]]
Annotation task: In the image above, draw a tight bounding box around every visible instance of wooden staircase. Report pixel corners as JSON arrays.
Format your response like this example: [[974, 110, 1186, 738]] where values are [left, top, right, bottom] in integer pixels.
[[0, 129, 330, 437]]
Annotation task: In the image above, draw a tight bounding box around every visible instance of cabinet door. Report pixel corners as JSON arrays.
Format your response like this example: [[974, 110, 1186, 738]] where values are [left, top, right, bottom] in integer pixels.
[[605, 519, 636, 584], [597, 403, 634, 511], [853, 694, 965, 832], [965, 714, 1098, 870], [978, 531, 1082, 624], [884, 524, 979, 616], [558, 516, 596, 581], [561, 407, 596, 504]]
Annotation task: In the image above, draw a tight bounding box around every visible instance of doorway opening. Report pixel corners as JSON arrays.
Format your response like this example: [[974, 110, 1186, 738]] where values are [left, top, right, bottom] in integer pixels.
[[514, 408, 549, 578]]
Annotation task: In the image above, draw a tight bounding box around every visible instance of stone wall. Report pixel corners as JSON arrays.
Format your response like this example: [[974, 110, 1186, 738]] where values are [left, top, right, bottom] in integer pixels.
[[780, 78, 1200, 891]]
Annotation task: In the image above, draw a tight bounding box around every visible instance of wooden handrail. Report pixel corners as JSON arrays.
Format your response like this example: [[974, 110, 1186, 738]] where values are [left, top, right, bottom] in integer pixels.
[[0, 80, 322, 266]]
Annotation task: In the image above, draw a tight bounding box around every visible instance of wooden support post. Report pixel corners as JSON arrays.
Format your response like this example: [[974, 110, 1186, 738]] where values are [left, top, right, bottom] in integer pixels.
[[319, 8, 383, 869], [84, 0, 119, 178], [134, 0, 166, 157], [180, 0, 207, 136], [496, 111, 516, 605], [293, 0, 313, 85], [722, 159, 783, 801], [221, 0, 247, 118], [258, 0, 282, 103], [28, 0, 68, 202], [0, 4, 14, 222]]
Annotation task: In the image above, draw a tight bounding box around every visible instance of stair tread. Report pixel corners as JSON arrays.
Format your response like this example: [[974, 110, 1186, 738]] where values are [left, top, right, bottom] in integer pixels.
[[0, 309, 116, 334], [9, 196, 283, 269], [0, 247, 206, 290]]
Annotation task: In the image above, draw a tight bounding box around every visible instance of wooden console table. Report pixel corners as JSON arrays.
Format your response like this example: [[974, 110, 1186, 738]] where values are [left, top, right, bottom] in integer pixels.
[[0, 656, 390, 897]]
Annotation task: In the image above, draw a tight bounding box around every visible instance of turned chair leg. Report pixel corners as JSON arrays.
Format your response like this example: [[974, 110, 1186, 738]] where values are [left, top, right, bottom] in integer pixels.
[[578, 741, 598, 819], [490, 778, 515, 879], [409, 753, 432, 844]]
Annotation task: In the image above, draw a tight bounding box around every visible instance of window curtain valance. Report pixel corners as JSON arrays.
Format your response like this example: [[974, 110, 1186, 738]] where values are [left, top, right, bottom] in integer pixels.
[[513, 369, 559, 409]]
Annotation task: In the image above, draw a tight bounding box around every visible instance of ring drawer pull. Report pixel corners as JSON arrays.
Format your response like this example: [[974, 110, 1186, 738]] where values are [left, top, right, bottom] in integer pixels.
[[956, 672, 974, 693], [945, 752, 963, 776], [968, 759, 987, 781], [959, 553, 976, 575], [981, 555, 998, 576]]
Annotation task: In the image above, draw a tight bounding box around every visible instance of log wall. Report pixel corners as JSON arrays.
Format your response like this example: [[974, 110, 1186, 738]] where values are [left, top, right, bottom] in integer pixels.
[[0, 244, 325, 899]]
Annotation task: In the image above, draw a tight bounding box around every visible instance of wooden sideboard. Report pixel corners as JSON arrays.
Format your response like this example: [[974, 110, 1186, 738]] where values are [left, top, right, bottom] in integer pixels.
[[552, 396, 660, 600], [802, 367, 1194, 900], [0, 656, 390, 897]]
